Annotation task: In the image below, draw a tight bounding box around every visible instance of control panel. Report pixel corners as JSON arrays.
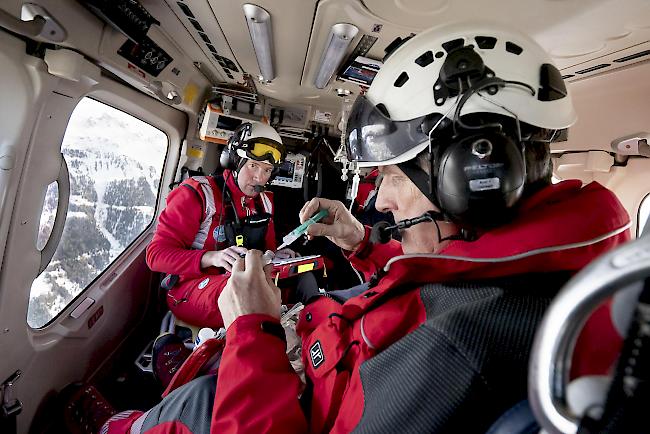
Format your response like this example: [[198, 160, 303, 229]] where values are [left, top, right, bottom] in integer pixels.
[[81, 0, 159, 42], [117, 37, 172, 77], [271, 153, 307, 189]]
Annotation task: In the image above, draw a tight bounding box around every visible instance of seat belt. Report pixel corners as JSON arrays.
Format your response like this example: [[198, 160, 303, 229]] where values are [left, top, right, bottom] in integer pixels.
[[0, 370, 22, 434]]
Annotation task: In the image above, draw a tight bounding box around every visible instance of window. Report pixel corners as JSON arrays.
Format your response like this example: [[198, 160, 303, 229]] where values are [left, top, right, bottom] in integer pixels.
[[639, 193, 650, 236], [27, 98, 168, 328]]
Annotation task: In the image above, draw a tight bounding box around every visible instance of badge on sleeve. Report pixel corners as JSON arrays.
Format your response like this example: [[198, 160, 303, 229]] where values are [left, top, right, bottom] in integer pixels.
[[310, 340, 325, 368], [198, 278, 210, 289]]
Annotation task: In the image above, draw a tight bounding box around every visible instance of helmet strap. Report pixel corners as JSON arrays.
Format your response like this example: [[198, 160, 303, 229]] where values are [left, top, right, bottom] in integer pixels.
[[396, 159, 441, 212]]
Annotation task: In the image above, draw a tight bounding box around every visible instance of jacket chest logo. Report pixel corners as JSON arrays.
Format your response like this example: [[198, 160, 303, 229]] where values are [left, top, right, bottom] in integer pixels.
[[213, 225, 226, 243], [309, 340, 325, 369]]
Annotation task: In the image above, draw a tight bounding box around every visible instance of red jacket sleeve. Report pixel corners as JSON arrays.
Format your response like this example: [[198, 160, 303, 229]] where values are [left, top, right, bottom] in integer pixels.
[[146, 183, 211, 279], [212, 314, 307, 434], [346, 226, 403, 280]]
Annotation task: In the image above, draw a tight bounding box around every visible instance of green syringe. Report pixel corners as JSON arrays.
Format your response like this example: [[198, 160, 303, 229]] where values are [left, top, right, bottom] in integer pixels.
[[277, 209, 329, 251]]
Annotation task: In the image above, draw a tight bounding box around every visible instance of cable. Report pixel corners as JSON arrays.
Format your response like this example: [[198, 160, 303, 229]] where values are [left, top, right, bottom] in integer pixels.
[[215, 169, 233, 239], [383, 221, 632, 271]]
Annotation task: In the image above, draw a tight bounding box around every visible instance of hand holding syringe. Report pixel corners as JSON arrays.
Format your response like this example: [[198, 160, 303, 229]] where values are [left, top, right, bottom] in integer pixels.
[[262, 209, 329, 264]]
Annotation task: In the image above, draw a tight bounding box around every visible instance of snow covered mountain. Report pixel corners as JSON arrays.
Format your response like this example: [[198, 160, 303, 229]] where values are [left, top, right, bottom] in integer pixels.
[[28, 98, 167, 328]]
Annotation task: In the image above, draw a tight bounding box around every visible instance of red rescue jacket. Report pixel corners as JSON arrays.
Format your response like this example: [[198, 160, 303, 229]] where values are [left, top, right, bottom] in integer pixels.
[[146, 170, 276, 326], [211, 181, 630, 433]]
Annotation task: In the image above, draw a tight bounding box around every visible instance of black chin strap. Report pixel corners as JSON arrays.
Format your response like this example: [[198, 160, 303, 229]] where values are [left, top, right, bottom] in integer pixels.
[[397, 161, 437, 208]]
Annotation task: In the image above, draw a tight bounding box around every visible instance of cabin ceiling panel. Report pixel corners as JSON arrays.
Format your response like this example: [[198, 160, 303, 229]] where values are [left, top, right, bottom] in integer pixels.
[[206, 0, 318, 105], [359, 0, 650, 70], [156, 0, 242, 84], [553, 61, 650, 152]]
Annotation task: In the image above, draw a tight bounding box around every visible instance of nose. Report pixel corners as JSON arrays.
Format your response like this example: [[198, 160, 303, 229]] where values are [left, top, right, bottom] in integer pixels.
[[374, 182, 395, 214], [252, 167, 263, 181]]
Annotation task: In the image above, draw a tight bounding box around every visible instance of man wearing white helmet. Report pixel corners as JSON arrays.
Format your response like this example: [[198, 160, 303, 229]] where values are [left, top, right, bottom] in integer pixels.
[[144, 121, 299, 386], [100, 23, 630, 434]]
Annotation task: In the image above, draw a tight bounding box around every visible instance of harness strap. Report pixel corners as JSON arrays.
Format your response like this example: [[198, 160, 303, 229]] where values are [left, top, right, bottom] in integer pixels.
[[190, 176, 218, 250]]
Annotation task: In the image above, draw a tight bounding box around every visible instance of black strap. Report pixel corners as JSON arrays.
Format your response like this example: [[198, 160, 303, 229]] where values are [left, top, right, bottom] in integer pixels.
[[1, 370, 22, 434], [397, 160, 439, 209], [213, 175, 240, 225]]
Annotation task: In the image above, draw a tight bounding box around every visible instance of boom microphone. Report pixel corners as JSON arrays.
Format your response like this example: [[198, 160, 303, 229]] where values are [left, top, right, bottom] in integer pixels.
[[369, 221, 394, 244], [370, 211, 444, 244]]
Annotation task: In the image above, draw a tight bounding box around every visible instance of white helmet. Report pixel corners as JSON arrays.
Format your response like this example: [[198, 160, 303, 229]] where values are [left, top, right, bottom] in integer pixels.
[[220, 121, 285, 170], [346, 21, 576, 168]]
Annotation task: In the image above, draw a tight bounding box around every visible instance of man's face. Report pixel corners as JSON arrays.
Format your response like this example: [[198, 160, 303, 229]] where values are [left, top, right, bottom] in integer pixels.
[[236, 159, 274, 196], [374, 165, 457, 254]]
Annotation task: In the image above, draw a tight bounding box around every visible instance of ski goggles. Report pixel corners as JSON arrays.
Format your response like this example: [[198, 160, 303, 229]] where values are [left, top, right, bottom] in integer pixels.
[[346, 95, 432, 166], [239, 138, 285, 165]]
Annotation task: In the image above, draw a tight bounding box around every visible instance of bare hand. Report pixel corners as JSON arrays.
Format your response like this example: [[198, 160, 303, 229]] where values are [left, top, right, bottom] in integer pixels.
[[218, 250, 281, 329], [274, 248, 297, 260], [201, 246, 248, 272], [299, 198, 365, 251]]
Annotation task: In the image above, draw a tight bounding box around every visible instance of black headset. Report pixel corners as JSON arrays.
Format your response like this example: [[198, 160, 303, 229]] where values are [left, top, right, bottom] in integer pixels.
[[405, 45, 531, 228], [219, 123, 251, 171], [433, 129, 526, 227]]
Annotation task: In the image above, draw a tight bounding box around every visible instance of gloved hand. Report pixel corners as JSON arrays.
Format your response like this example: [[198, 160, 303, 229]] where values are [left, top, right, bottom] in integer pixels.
[[200, 245, 248, 272], [299, 197, 365, 251]]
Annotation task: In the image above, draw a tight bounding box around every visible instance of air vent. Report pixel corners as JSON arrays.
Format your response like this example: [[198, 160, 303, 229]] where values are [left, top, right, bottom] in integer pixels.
[[206, 43, 218, 54], [415, 50, 434, 67], [613, 50, 650, 63], [176, 2, 194, 18], [394, 71, 409, 87], [169, 0, 241, 80], [475, 36, 497, 49], [560, 42, 650, 83], [575, 64, 610, 74], [505, 41, 523, 55], [442, 38, 464, 53], [198, 32, 211, 45], [188, 18, 204, 32]]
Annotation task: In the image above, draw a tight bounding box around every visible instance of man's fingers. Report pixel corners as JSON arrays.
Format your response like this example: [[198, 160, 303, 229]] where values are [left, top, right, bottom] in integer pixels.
[[263, 263, 274, 280], [231, 257, 245, 273], [222, 250, 240, 263], [230, 246, 248, 255], [299, 198, 321, 223], [306, 222, 338, 238], [244, 249, 264, 271]]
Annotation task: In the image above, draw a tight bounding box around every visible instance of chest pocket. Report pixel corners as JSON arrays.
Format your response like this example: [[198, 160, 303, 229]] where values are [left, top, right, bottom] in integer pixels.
[[223, 212, 271, 250]]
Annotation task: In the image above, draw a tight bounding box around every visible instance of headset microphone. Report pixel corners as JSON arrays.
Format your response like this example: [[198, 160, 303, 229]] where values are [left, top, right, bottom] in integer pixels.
[[253, 185, 266, 193], [370, 211, 444, 244], [369, 221, 394, 244]]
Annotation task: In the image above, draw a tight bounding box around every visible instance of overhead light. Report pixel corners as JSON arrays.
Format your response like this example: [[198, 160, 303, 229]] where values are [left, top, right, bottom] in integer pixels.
[[314, 23, 359, 89], [243, 4, 274, 82]]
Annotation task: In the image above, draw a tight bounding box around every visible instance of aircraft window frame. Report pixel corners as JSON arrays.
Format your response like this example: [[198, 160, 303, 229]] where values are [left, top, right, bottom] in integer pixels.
[[27, 97, 169, 329], [638, 192, 650, 237], [36, 181, 59, 251]]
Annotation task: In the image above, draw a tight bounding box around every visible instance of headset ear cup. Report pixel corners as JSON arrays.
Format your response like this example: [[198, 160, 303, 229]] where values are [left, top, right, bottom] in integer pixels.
[[432, 144, 445, 208]]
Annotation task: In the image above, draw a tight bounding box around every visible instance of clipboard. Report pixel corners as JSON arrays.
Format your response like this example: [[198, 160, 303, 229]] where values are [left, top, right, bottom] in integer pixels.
[[271, 255, 324, 280]]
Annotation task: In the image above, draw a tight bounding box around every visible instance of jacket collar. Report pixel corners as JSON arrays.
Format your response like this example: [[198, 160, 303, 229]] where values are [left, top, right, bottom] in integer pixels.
[[339, 181, 630, 318]]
